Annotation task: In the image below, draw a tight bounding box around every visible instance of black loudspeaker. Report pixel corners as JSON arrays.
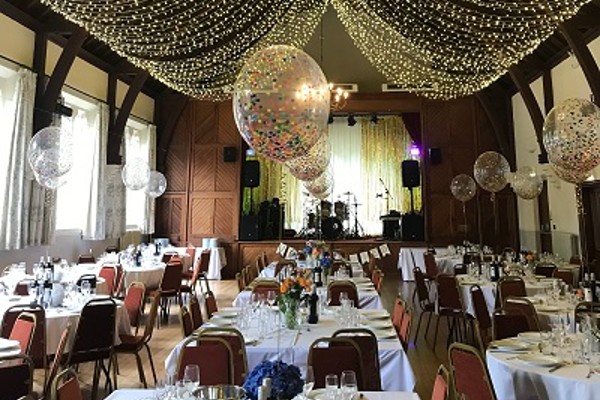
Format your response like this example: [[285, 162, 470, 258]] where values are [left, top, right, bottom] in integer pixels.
[[429, 148, 442, 165], [243, 160, 260, 187], [401, 213, 424, 241], [402, 160, 420, 188], [240, 214, 260, 241], [223, 146, 237, 162]]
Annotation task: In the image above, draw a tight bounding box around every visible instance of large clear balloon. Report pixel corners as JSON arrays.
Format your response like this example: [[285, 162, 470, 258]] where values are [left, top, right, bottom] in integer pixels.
[[145, 171, 167, 198], [473, 151, 510, 193], [233, 45, 330, 162], [450, 174, 477, 202], [510, 166, 543, 200], [28, 126, 73, 179], [543, 98, 600, 174], [304, 169, 332, 195], [33, 170, 69, 190], [122, 158, 150, 190], [552, 164, 591, 184], [286, 133, 331, 181]]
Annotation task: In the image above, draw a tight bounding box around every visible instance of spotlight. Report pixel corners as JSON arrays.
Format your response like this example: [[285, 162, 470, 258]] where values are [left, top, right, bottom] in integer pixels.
[[328, 113, 334, 124], [370, 113, 379, 125], [347, 114, 357, 127]]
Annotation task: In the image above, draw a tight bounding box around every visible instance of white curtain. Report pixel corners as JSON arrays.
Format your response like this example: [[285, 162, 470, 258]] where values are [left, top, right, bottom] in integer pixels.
[[105, 164, 126, 240], [0, 69, 37, 249], [82, 102, 108, 239], [142, 124, 156, 234]]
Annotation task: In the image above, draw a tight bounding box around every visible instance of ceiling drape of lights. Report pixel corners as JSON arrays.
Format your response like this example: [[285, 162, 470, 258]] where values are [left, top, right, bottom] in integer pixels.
[[41, 0, 590, 99]]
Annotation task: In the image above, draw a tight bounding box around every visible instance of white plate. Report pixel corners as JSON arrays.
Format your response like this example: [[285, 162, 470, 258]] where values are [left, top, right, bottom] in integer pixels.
[[361, 320, 393, 329], [374, 328, 397, 339], [517, 331, 545, 341], [0, 338, 20, 351], [360, 310, 390, 320], [489, 339, 531, 351], [205, 319, 234, 327], [517, 354, 561, 367], [352, 277, 371, 284], [536, 305, 561, 312], [308, 389, 327, 400], [212, 310, 239, 318]]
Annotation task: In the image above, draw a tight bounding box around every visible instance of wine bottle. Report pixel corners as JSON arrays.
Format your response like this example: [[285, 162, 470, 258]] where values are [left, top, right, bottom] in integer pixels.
[[308, 287, 319, 324]]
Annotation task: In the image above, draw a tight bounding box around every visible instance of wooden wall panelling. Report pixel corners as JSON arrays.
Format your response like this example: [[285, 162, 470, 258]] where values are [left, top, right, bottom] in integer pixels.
[[155, 194, 186, 245]]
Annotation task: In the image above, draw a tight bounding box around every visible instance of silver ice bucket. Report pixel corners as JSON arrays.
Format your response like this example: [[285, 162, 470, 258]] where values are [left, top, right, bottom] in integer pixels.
[[192, 385, 247, 400]]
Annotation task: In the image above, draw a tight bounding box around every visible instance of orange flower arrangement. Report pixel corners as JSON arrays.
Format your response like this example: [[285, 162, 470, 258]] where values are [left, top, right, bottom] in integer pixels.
[[279, 276, 312, 300]]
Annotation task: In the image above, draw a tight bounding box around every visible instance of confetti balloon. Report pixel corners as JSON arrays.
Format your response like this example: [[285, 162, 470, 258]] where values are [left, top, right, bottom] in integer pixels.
[[543, 98, 600, 174], [28, 126, 73, 179], [233, 45, 330, 162], [304, 169, 332, 195], [551, 164, 591, 184], [510, 166, 543, 200], [122, 158, 150, 190], [145, 171, 167, 198], [450, 174, 477, 202], [473, 151, 510, 193], [286, 133, 331, 181]]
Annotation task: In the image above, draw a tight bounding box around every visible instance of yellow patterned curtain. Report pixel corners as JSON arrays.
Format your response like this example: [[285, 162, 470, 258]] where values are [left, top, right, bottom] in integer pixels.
[[361, 116, 422, 219]]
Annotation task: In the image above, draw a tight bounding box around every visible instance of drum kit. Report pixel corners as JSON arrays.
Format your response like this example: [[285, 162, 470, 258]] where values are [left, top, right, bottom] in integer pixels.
[[300, 191, 364, 240]]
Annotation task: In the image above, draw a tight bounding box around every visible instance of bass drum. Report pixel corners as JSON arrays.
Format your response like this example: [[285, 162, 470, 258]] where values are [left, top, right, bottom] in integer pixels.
[[322, 217, 343, 240], [321, 201, 332, 218]]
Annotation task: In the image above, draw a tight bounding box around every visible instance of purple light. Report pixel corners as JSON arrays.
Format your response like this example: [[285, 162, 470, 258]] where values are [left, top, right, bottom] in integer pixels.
[[410, 145, 421, 157]]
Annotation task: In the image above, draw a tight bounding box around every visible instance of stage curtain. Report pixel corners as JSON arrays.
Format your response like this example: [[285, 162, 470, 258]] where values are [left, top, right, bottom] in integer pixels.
[[361, 116, 422, 234]]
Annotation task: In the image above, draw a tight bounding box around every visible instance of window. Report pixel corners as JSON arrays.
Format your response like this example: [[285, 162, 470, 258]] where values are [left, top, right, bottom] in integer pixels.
[[124, 118, 155, 231]]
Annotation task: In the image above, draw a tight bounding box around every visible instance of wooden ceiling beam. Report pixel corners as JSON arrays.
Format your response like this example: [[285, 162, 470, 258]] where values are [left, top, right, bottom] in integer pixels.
[[156, 92, 189, 171], [475, 88, 514, 167]]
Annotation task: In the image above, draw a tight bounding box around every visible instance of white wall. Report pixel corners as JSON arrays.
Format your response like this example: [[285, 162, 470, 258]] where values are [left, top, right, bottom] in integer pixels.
[[511, 36, 600, 258]]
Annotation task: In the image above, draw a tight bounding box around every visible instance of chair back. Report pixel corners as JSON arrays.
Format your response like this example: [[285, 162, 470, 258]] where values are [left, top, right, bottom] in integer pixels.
[[274, 260, 296, 278], [67, 298, 116, 365], [0, 354, 34, 400], [199, 327, 247, 385], [553, 269, 574, 286], [8, 312, 37, 356], [575, 302, 600, 326], [99, 265, 117, 296], [470, 285, 492, 331], [332, 329, 380, 390], [2, 304, 45, 366], [161, 252, 179, 263], [124, 282, 146, 328], [261, 252, 269, 271], [503, 296, 540, 331], [535, 264, 557, 278], [105, 245, 118, 253], [423, 252, 439, 278], [308, 337, 365, 390], [189, 295, 204, 330], [45, 324, 72, 397], [204, 291, 219, 319], [399, 306, 413, 348], [436, 275, 462, 310], [392, 296, 405, 336], [177, 333, 238, 385], [14, 280, 31, 296], [52, 368, 83, 400], [431, 364, 450, 400], [255, 255, 264, 272], [113, 264, 125, 297], [161, 261, 183, 292], [371, 269, 384, 294], [197, 250, 211, 275], [448, 343, 496, 400], [77, 254, 95, 264], [241, 268, 251, 288], [76, 274, 97, 289], [236, 273, 245, 292], [142, 291, 161, 342], [327, 281, 359, 307], [491, 307, 530, 340], [251, 281, 280, 298], [331, 261, 353, 278], [454, 264, 467, 275], [413, 267, 430, 304], [186, 247, 196, 260], [497, 277, 526, 305], [180, 305, 194, 338]]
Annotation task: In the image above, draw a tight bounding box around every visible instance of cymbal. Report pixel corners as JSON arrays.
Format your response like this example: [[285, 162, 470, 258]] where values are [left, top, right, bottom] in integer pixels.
[[343, 191, 353, 196]]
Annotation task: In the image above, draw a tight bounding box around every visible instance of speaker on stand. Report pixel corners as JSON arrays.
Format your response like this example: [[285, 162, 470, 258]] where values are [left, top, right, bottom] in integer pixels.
[[240, 160, 261, 241], [401, 159, 424, 241]]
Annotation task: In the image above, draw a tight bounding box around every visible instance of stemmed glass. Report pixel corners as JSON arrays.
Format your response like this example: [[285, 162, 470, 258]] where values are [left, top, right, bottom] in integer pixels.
[[340, 371, 357, 400], [267, 290, 277, 308], [183, 364, 200, 393], [303, 366, 315, 399]]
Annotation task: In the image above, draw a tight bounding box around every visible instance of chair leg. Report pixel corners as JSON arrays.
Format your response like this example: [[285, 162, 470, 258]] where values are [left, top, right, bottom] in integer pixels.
[[135, 351, 147, 388], [415, 312, 425, 343], [432, 314, 441, 348], [92, 360, 101, 400], [145, 343, 158, 385], [111, 354, 118, 390], [425, 311, 434, 339]]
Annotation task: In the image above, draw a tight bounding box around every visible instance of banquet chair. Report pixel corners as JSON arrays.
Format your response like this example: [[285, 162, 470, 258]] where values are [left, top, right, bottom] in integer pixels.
[[66, 297, 117, 400], [182, 247, 197, 281], [180, 305, 194, 338], [331, 261, 353, 278], [308, 337, 365, 390], [453, 264, 467, 275], [0, 354, 34, 400], [497, 276, 526, 306], [392, 295, 406, 337], [261, 252, 269, 270], [204, 290, 219, 319], [105, 245, 118, 253], [274, 260, 296, 278], [431, 364, 450, 400], [365, 257, 376, 278], [413, 267, 436, 344], [189, 295, 204, 330], [198, 327, 247, 384], [535, 264, 557, 278], [553, 269, 575, 286], [448, 343, 497, 400], [7, 311, 38, 357], [491, 307, 530, 340], [470, 285, 492, 347], [2, 305, 45, 367], [399, 305, 413, 349], [503, 296, 541, 331], [423, 252, 440, 282], [156, 261, 183, 322], [332, 328, 381, 390], [77, 254, 95, 264], [161, 252, 179, 263], [76, 274, 97, 291], [255, 255, 264, 272], [44, 323, 72, 399], [570, 255, 581, 265], [115, 291, 160, 388], [251, 280, 280, 298], [124, 282, 146, 333], [327, 281, 359, 307], [574, 302, 600, 327], [51, 368, 83, 400], [334, 250, 348, 260], [99, 265, 117, 296], [14, 280, 30, 296], [236, 273, 245, 292], [371, 268, 384, 294], [180, 255, 203, 299], [241, 267, 251, 288], [434, 274, 468, 347], [113, 264, 124, 297]]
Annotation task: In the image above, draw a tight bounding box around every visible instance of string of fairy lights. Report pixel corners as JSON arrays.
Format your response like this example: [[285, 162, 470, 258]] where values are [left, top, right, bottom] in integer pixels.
[[41, 0, 591, 100]]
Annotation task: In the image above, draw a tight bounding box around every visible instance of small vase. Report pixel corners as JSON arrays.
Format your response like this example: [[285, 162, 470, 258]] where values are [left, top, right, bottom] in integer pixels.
[[282, 298, 299, 330]]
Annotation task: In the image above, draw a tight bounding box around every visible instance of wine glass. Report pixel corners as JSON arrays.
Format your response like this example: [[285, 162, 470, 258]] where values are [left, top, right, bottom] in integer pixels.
[[267, 290, 277, 308], [81, 281, 91, 298], [303, 366, 315, 398], [183, 364, 200, 390], [340, 371, 357, 400], [325, 374, 338, 400]]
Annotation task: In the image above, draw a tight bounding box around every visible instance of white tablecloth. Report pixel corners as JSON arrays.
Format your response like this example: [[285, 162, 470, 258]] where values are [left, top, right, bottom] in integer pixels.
[[105, 389, 420, 400], [171, 247, 227, 280], [0, 295, 131, 354], [164, 311, 416, 392], [397, 247, 446, 281], [77, 262, 166, 291], [487, 349, 600, 400]]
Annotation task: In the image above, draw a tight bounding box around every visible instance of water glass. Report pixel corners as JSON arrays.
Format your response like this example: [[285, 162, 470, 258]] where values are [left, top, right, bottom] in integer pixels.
[[183, 364, 200, 385], [303, 366, 315, 397], [325, 374, 338, 400], [81, 281, 91, 298], [340, 371, 357, 400]]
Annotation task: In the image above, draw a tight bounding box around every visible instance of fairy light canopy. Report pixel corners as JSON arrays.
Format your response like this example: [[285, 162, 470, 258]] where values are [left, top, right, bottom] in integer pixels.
[[39, 0, 591, 100]]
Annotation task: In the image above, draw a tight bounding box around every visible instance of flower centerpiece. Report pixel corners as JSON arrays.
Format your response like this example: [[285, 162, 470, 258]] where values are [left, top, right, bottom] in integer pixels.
[[304, 240, 329, 260], [278, 274, 311, 329], [243, 360, 304, 400]]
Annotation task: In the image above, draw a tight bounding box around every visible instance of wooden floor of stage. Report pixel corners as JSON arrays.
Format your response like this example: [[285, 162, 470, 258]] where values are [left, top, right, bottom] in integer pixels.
[[32, 269, 450, 399]]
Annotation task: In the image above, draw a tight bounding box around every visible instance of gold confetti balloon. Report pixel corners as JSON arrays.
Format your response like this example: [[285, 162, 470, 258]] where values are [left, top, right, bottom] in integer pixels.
[[473, 151, 510, 193]]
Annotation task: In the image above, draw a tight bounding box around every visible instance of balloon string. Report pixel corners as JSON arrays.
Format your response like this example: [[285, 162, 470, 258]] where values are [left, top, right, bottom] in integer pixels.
[[462, 201, 468, 241]]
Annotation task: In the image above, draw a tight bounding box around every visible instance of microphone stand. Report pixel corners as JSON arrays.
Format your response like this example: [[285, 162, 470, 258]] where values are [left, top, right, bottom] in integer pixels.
[[379, 178, 392, 214]]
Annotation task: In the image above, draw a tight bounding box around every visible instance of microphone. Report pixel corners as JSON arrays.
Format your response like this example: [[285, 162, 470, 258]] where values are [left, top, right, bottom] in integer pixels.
[[379, 177, 385, 185]]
